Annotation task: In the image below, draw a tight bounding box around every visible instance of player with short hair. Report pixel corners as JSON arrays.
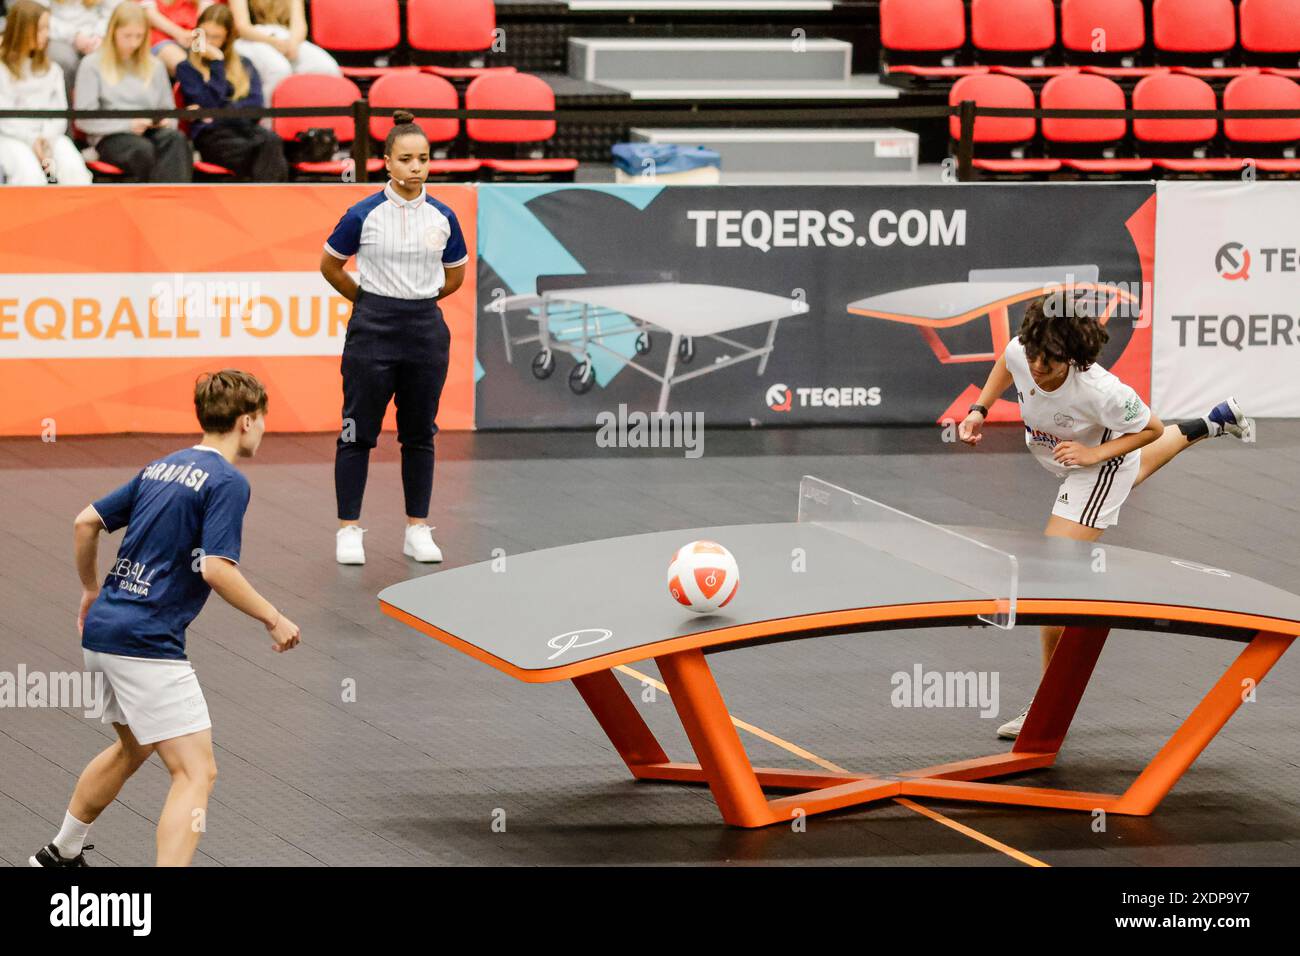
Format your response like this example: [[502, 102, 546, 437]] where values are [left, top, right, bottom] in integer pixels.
[[30, 369, 301, 868], [959, 293, 1254, 739]]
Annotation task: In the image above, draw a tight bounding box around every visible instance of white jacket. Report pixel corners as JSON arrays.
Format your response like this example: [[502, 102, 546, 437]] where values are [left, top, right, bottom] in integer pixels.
[[40, 0, 123, 45], [0, 60, 69, 144]]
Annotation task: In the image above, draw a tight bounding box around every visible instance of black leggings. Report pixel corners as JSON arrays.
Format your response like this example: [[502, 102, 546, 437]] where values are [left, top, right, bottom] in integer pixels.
[[96, 127, 193, 182], [194, 123, 288, 181], [335, 290, 452, 521]]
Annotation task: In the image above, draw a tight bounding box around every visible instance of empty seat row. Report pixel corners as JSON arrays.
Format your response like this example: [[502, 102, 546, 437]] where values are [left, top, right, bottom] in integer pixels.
[[948, 70, 1300, 176], [311, 0, 509, 80], [883, 0, 1300, 84]]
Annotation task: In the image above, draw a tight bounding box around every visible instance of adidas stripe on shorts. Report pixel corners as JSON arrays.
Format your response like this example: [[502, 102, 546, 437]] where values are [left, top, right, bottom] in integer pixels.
[[1051, 447, 1141, 530]]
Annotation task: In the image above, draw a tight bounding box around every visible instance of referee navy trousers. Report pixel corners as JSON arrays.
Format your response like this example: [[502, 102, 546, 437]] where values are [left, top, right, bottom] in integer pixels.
[[335, 290, 451, 521]]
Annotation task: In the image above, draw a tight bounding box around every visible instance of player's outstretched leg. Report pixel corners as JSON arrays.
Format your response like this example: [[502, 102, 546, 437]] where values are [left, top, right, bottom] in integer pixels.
[[1134, 396, 1254, 489], [29, 723, 155, 867], [153, 729, 218, 867]]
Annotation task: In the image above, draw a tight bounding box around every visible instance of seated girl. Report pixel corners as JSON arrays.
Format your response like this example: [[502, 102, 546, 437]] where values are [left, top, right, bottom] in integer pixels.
[[175, 2, 286, 181]]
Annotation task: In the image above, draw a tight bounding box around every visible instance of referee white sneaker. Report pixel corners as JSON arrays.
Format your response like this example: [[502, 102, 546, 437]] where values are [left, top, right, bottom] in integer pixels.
[[336, 525, 366, 565], [404, 524, 443, 563]]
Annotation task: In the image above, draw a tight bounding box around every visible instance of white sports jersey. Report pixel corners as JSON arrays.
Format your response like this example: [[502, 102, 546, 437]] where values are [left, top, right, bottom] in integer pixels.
[[1004, 337, 1151, 479], [323, 183, 469, 300]]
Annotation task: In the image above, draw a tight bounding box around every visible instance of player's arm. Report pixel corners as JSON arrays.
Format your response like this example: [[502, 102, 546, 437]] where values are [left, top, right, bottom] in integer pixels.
[[958, 351, 1013, 446], [1055, 383, 1163, 468], [73, 505, 105, 635], [1055, 414, 1163, 468], [1103, 415, 1164, 459], [320, 249, 359, 302], [200, 556, 301, 653], [438, 263, 466, 301]]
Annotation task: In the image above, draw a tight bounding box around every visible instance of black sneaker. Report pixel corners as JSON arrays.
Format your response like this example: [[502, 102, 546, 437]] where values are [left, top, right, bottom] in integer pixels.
[[29, 843, 92, 867]]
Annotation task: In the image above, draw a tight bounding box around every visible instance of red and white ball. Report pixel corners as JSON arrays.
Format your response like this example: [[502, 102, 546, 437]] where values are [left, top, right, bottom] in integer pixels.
[[667, 540, 739, 614]]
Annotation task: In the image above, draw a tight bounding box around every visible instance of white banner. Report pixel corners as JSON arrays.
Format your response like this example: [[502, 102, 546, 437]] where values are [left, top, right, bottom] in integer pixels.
[[1153, 182, 1300, 418], [0, 272, 355, 359]]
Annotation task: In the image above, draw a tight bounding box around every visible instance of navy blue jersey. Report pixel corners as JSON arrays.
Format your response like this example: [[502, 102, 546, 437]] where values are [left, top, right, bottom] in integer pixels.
[[82, 447, 250, 660]]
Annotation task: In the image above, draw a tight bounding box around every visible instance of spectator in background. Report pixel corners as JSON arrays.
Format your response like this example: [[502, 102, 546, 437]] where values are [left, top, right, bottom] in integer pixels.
[[228, 0, 337, 104], [0, 0, 92, 183], [44, 0, 121, 97], [75, 1, 191, 180], [176, 2, 285, 180], [141, 0, 208, 77]]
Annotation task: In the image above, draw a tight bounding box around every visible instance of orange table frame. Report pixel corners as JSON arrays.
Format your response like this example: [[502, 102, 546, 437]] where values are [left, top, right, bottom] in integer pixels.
[[381, 595, 1299, 829], [573, 625, 1294, 828]]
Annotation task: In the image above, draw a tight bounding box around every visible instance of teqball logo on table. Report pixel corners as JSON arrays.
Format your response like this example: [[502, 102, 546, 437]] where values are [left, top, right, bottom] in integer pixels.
[[1215, 242, 1251, 281], [547, 628, 613, 660]]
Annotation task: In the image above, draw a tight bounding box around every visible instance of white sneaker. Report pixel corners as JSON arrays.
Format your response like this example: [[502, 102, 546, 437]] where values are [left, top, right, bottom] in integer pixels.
[[997, 700, 1033, 740], [336, 525, 366, 565], [403, 524, 443, 563]]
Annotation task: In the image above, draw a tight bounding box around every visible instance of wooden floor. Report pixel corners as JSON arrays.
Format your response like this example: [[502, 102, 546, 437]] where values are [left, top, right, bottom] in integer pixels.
[[1, 424, 1298, 866]]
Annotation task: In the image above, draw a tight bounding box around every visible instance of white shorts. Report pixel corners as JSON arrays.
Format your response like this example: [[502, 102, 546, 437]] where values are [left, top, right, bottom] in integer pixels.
[[83, 649, 212, 745], [1050, 449, 1141, 530]]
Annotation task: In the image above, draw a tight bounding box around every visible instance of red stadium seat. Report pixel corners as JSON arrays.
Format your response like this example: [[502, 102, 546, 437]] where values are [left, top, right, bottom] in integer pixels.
[[879, 0, 986, 82], [311, 0, 411, 79], [367, 71, 482, 175], [993, 66, 1078, 79], [311, 0, 399, 52], [408, 0, 517, 80], [1041, 72, 1128, 142], [1171, 66, 1259, 80], [880, 0, 966, 52], [948, 74, 1059, 174], [86, 159, 127, 179], [465, 72, 578, 177], [886, 65, 990, 78], [1239, 0, 1300, 55], [1152, 0, 1235, 55], [272, 75, 385, 177], [971, 0, 1056, 54], [1041, 72, 1153, 173], [948, 73, 1038, 142], [1153, 157, 1250, 171], [971, 157, 1062, 172], [1254, 158, 1300, 171], [1060, 157, 1154, 171], [1060, 0, 1145, 55], [1083, 65, 1170, 79], [1132, 72, 1219, 142], [1223, 73, 1300, 145], [1133, 72, 1233, 172]]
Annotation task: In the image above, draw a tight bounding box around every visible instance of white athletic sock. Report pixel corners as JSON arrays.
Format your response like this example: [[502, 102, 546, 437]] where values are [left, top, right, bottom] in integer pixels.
[[52, 811, 92, 858]]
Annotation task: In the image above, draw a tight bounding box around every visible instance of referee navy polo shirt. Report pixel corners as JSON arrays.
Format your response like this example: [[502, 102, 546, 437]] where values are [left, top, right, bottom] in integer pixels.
[[324, 183, 469, 300]]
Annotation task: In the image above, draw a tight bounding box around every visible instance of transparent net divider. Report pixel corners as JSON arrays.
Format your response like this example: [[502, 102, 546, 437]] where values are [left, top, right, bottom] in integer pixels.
[[797, 475, 1019, 629]]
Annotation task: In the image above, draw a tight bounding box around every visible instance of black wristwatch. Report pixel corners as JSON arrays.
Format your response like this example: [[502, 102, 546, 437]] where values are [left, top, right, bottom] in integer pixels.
[[968, 403, 989, 418]]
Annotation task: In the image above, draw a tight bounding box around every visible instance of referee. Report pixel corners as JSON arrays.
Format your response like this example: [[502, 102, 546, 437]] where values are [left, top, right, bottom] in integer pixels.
[[319, 110, 469, 566]]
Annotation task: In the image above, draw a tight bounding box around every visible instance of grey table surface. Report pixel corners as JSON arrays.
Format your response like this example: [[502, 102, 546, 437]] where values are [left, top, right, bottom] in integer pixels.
[[379, 522, 1300, 674]]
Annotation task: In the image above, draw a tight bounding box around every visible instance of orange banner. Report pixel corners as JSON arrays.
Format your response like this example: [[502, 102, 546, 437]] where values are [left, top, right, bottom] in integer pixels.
[[0, 185, 477, 436]]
